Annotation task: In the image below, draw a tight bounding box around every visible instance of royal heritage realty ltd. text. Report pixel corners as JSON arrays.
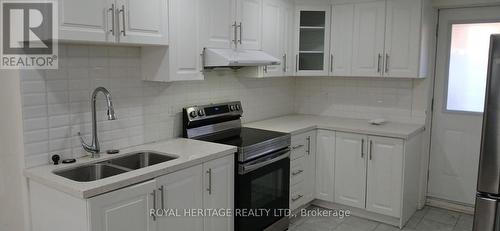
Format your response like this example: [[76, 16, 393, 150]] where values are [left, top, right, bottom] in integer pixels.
[[150, 208, 351, 219]]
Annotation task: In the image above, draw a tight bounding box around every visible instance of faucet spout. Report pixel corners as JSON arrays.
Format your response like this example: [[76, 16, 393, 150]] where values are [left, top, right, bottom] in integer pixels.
[[79, 87, 117, 157]]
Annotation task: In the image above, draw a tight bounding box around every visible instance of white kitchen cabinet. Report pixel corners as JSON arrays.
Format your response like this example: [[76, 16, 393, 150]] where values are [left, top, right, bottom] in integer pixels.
[[115, 0, 168, 45], [89, 180, 157, 231], [156, 165, 204, 231], [290, 130, 317, 210], [315, 130, 334, 202], [58, 0, 167, 45], [58, 0, 112, 43], [203, 155, 234, 231], [350, 0, 386, 77], [294, 5, 331, 76], [366, 136, 404, 217], [383, 0, 422, 78], [334, 132, 367, 209], [237, 0, 263, 50], [330, 4, 354, 76], [200, 0, 237, 49]]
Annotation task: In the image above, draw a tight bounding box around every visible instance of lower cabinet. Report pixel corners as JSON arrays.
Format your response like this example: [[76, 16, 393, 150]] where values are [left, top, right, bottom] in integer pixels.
[[289, 130, 316, 210], [315, 130, 335, 202]]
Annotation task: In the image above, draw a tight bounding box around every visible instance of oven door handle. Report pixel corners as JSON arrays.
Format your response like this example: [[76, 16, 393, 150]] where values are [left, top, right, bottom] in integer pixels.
[[239, 149, 290, 174]]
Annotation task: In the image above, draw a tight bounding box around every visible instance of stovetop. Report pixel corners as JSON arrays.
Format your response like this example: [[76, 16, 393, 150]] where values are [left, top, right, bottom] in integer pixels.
[[195, 127, 289, 148]]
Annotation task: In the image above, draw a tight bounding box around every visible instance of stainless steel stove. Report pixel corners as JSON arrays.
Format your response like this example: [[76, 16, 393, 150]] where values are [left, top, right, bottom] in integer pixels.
[[183, 101, 291, 231]]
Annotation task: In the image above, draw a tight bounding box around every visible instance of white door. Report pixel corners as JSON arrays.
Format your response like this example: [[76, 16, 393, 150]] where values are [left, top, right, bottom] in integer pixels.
[[168, 0, 204, 81], [116, 0, 168, 45], [203, 155, 234, 231], [261, 0, 285, 77], [157, 165, 204, 231], [334, 132, 366, 209], [383, 0, 421, 78], [89, 180, 156, 231], [200, 0, 236, 49], [330, 3, 354, 76], [366, 136, 403, 217], [303, 131, 317, 203], [236, 0, 262, 50], [351, 1, 386, 77], [58, 0, 112, 42], [315, 130, 335, 202], [428, 7, 500, 205]]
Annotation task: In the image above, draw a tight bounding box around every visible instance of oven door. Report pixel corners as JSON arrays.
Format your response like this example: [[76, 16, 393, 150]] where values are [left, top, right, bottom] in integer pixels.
[[236, 148, 290, 231]]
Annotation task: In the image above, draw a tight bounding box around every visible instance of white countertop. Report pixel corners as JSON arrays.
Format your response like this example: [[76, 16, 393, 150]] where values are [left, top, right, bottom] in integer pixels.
[[24, 138, 237, 199], [245, 115, 425, 139]]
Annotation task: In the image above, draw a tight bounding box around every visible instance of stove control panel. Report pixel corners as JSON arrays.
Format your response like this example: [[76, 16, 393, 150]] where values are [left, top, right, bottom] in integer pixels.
[[183, 101, 243, 121]]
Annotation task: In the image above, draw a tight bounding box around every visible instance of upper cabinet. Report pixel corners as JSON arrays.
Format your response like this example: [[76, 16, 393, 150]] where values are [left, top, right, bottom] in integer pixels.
[[294, 5, 331, 76], [328, 0, 432, 78], [58, 0, 168, 45]]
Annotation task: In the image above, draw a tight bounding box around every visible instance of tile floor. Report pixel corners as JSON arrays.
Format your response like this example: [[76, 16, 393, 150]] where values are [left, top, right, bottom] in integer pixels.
[[289, 206, 473, 231]]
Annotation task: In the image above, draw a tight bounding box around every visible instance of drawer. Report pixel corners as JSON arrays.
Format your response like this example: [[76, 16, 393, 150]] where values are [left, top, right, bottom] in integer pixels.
[[290, 182, 305, 211], [291, 137, 307, 160], [290, 157, 305, 185]]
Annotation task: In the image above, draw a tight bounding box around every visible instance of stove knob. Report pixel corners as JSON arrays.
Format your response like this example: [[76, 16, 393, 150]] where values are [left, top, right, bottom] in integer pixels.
[[230, 105, 236, 111], [189, 111, 198, 118], [235, 104, 240, 111], [197, 110, 205, 116]]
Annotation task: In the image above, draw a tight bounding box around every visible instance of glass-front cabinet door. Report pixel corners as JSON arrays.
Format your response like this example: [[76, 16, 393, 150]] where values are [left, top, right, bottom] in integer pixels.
[[295, 6, 330, 76]]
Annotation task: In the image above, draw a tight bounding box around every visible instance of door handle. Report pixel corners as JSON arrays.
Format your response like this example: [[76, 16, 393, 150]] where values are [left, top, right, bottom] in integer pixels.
[[108, 4, 115, 36], [117, 5, 126, 37], [369, 140, 373, 160], [200, 48, 206, 72], [292, 144, 304, 150], [283, 54, 287, 73], [150, 191, 157, 221], [361, 139, 364, 158], [232, 21, 238, 47], [295, 54, 299, 72], [238, 22, 242, 44], [306, 136, 311, 154], [385, 54, 390, 73], [330, 54, 334, 72], [159, 186, 165, 210], [292, 195, 303, 202], [206, 168, 212, 195], [377, 54, 382, 73]]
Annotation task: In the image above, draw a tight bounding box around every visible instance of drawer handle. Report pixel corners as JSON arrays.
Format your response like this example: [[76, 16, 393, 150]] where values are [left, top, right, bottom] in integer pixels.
[[292, 195, 303, 202], [292, 144, 304, 150], [292, 169, 304, 176]]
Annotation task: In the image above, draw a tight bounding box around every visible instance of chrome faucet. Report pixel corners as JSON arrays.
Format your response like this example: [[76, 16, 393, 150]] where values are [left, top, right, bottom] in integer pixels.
[[78, 87, 116, 158]]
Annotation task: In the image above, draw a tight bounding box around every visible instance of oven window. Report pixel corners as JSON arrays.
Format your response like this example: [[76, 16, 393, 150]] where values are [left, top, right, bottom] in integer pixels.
[[251, 169, 283, 208]]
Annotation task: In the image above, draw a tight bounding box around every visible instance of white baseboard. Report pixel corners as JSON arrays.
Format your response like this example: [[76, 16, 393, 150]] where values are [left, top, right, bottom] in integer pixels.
[[426, 197, 475, 215]]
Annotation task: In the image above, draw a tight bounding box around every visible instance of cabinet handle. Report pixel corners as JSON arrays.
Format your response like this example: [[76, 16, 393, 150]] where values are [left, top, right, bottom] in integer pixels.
[[361, 139, 364, 158], [238, 22, 242, 44], [330, 54, 334, 72], [377, 54, 382, 73], [151, 191, 157, 221], [369, 140, 373, 160], [292, 144, 304, 150], [108, 4, 115, 36], [264, 66, 268, 73], [283, 54, 287, 73], [159, 186, 165, 210], [206, 168, 212, 195], [385, 54, 390, 73], [118, 5, 126, 37], [232, 21, 238, 48], [295, 54, 299, 72], [306, 136, 311, 154], [200, 48, 206, 72], [292, 169, 304, 176], [292, 195, 303, 202]]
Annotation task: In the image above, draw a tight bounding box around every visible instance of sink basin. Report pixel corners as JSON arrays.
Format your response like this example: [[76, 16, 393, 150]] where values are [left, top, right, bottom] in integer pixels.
[[54, 164, 127, 182], [107, 152, 178, 170]]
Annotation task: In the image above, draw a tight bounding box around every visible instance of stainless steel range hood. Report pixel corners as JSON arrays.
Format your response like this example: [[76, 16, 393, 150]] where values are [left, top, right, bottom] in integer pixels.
[[203, 48, 280, 68]]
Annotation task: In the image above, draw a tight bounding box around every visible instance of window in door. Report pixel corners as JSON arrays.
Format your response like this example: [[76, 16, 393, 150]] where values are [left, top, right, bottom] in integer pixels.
[[446, 23, 500, 113]]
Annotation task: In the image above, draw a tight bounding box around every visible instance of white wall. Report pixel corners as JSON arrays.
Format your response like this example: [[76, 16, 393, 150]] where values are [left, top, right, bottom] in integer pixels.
[[0, 70, 27, 231], [20, 44, 295, 167]]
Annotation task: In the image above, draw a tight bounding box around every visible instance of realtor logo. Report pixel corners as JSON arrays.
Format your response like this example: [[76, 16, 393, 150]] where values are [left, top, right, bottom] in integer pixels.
[[1, 0, 58, 69]]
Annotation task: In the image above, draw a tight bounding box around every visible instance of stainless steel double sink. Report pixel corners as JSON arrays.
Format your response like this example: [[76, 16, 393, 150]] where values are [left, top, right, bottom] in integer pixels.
[[54, 152, 178, 182]]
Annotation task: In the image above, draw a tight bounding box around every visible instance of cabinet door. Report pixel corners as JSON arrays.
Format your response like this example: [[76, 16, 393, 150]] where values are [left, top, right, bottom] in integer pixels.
[[351, 1, 386, 77], [58, 0, 112, 42], [157, 165, 204, 231], [315, 130, 335, 202], [295, 7, 331, 76], [236, 0, 263, 50], [261, 0, 286, 77], [383, 0, 421, 78], [366, 136, 404, 217], [334, 132, 367, 209], [115, 0, 168, 45], [330, 4, 354, 76], [201, 0, 236, 49], [303, 131, 317, 203], [203, 155, 235, 231], [89, 180, 157, 231], [168, 0, 204, 81]]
